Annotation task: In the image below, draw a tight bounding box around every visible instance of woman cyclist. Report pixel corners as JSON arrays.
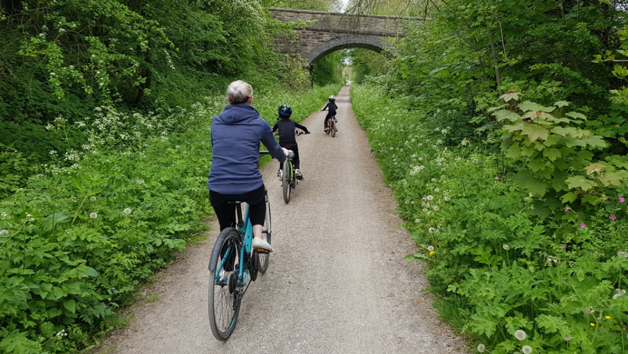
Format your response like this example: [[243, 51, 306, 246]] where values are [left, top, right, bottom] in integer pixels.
[[207, 80, 289, 252]]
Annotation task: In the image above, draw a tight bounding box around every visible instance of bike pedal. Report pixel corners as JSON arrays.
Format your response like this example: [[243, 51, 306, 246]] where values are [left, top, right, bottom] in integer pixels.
[[255, 249, 269, 254]]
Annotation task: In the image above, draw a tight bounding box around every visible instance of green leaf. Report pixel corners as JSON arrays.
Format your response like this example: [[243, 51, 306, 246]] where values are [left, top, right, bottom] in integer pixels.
[[505, 144, 521, 158], [565, 111, 587, 120], [514, 170, 548, 196], [522, 124, 549, 141], [529, 158, 546, 172], [560, 191, 577, 208], [598, 171, 628, 187], [503, 122, 525, 131], [536, 315, 569, 334], [554, 100, 569, 108], [519, 101, 555, 113], [500, 92, 519, 102], [543, 148, 561, 161], [551, 126, 576, 136], [581, 135, 607, 148], [64, 299, 76, 313], [565, 176, 596, 191], [78, 266, 99, 277], [493, 109, 521, 122]]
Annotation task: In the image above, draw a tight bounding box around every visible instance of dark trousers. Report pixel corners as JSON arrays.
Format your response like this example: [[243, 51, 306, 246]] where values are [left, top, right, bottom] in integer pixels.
[[209, 185, 266, 231]]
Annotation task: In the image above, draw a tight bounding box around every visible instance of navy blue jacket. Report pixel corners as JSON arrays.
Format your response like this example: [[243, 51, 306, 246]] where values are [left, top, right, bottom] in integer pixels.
[[207, 104, 286, 194]]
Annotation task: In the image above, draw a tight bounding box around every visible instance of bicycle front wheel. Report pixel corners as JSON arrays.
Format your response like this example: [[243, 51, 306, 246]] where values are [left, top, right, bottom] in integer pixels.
[[256, 193, 271, 273], [282, 160, 291, 204], [208, 228, 242, 341]]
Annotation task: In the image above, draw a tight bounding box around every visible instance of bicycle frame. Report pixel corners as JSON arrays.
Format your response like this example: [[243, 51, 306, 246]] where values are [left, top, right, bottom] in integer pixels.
[[214, 203, 254, 290]]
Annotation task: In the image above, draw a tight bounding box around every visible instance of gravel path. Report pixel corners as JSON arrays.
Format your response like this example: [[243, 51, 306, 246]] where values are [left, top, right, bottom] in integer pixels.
[[94, 86, 467, 354]]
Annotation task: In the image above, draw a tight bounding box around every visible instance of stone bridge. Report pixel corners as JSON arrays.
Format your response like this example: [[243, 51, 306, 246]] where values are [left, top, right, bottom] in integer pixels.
[[268, 8, 416, 65]]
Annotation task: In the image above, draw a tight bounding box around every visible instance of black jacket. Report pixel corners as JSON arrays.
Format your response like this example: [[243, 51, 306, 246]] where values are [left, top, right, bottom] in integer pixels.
[[272, 119, 309, 149], [322, 102, 338, 115]]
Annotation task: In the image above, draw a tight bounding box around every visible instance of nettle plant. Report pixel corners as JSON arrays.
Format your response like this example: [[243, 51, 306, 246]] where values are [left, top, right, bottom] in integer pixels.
[[493, 91, 628, 221]]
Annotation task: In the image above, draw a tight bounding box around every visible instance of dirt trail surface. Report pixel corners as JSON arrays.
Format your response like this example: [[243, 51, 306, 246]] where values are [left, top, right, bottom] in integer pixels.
[[95, 86, 467, 354]]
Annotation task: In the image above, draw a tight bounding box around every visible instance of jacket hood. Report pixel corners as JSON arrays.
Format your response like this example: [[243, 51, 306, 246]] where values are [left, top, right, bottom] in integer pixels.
[[214, 104, 260, 124]]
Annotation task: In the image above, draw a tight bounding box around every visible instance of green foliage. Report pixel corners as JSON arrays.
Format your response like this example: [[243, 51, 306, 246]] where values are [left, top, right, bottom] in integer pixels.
[[349, 49, 388, 84], [352, 84, 628, 354], [312, 51, 345, 86]]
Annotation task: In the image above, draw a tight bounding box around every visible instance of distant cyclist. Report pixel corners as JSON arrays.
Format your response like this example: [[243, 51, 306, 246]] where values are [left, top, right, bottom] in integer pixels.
[[322, 95, 338, 132], [207, 80, 289, 252], [273, 104, 310, 179]]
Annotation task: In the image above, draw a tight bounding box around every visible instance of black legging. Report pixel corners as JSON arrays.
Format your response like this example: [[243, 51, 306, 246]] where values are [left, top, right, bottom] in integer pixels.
[[209, 185, 266, 231], [324, 113, 335, 129]]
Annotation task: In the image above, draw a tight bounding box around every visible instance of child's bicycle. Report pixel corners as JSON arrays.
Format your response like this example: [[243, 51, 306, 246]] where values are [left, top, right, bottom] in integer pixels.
[[207, 151, 273, 341], [325, 115, 337, 137], [278, 131, 306, 204]]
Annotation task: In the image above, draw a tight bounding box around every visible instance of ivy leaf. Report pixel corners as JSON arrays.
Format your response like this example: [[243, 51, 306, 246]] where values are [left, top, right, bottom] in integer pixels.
[[522, 124, 549, 141], [543, 148, 561, 161], [493, 109, 521, 122], [519, 101, 555, 112], [565, 176, 596, 191]]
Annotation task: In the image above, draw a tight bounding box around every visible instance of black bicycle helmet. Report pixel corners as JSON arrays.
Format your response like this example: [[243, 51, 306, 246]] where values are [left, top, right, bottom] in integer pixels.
[[329, 95, 336, 102], [278, 104, 292, 118]]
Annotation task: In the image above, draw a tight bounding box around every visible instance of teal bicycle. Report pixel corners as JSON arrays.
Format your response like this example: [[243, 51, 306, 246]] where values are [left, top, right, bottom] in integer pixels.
[[207, 151, 273, 341]]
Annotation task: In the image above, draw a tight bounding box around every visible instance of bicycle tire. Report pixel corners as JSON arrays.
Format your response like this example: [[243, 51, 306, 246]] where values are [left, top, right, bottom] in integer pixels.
[[256, 194, 271, 273], [282, 159, 291, 204], [331, 119, 336, 137], [208, 228, 242, 341]]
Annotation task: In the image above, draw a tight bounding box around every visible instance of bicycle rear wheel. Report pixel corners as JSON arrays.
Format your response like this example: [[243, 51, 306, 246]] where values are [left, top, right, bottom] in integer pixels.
[[282, 160, 291, 204], [256, 194, 271, 273], [208, 228, 242, 341], [331, 119, 336, 137]]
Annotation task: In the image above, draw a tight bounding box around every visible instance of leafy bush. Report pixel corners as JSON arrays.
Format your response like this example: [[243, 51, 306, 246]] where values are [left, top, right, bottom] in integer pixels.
[[352, 84, 628, 354]]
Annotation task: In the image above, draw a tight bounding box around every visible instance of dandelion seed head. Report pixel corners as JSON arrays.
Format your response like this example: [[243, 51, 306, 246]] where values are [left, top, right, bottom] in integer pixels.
[[124, 208, 132, 215], [503, 244, 510, 251], [522, 346, 532, 354], [477, 344, 485, 353], [428, 246, 434, 251], [0, 230, 8, 235], [514, 329, 526, 340], [90, 212, 98, 219]]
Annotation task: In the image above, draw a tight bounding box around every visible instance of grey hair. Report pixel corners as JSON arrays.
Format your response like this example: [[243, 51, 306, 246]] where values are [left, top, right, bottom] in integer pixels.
[[226, 80, 253, 104]]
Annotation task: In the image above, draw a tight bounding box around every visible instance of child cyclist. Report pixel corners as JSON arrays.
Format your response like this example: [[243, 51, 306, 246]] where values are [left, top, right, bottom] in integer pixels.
[[272, 104, 310, 179], [322, 95, 338, 132]]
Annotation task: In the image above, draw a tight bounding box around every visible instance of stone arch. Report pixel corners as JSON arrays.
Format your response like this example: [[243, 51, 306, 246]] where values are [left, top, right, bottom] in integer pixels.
[[306, 35, 391, 64]]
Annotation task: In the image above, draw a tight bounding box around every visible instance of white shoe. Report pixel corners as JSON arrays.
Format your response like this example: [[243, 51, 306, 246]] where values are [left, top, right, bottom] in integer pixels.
[[295, 169, 303, 179], [252, 237, 274, 252], [277, 169, 282, 177]]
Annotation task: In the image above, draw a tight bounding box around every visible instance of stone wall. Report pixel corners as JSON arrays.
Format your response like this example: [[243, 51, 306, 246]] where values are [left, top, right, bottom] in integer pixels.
[[268, 8, 416, 64]]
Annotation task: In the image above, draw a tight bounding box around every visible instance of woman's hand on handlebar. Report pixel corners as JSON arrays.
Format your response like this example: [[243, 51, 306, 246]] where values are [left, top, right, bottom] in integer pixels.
[[282, 147, 291, 156]]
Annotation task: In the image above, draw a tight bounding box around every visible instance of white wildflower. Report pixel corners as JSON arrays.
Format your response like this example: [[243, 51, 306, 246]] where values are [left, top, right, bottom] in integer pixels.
[[444, 197, 450, 202], [514, 329, 526, 340], [0, 230, 8, 235], [1, 212, 7, 217], [503, 244, 510, 251], [427, 246, 434, 251], [428, 227, 435, 233], [123, 208, 132, 215], [434, 188, 440, 192], [427, 195, 434, 201], [90, 212, 97, 219], [433, 206, 439, 211], [522, 345, 532, 354], [563, 334, 573, 341], [477, 344, 485, 353], [617, 251, 628, 258]]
